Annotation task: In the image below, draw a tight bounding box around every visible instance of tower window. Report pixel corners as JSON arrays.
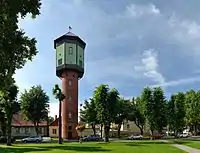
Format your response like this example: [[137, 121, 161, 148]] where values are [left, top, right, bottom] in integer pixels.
[[68, 80, 72, 86], [69, 47, 73, 54], [58, 59, 62, 65], [68, 125, 72, 130], [69, 112, 72, 119], [68, 95, 72, 101]]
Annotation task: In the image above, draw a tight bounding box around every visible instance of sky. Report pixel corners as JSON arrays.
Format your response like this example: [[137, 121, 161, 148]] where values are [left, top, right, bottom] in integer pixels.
[[15, 0, 200, 117]]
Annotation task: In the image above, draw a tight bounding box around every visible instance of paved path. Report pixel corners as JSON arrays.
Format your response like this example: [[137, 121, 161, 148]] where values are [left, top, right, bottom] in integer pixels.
[[158, 140, 200, 153], [172, 144, 200, 153]]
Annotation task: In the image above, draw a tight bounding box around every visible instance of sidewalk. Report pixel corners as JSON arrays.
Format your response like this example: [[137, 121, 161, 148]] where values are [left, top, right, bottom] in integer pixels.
[[172, 144, 200, 153]]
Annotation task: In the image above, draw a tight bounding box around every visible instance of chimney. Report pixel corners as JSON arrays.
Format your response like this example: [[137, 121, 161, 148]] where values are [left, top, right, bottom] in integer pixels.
[[55, 115, 57, 120]]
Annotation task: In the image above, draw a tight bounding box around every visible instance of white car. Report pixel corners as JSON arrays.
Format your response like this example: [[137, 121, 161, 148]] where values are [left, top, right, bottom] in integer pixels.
[[177, 133, 189, 138], [128, 134, 143, 140]]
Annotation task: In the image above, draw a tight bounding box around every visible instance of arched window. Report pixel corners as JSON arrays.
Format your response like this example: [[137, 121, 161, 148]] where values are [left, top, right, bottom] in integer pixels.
[[69, 112, 72, 119]]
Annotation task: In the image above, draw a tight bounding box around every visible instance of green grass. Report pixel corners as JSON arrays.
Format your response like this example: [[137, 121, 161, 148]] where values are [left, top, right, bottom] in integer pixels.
[[0, 141, 185, 153], [173, 139, 200, 149]]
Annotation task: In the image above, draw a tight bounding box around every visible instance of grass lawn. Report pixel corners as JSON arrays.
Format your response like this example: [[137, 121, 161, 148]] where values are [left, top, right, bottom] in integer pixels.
[[173, 139, 200, 149], [0, 141, 186, 153]]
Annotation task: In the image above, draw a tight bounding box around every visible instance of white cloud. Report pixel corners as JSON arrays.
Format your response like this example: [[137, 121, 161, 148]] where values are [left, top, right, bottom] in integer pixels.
[[14, 0, 200, 103], [126, 3, 160, 18], [152, 75, 200, 88], [134, 49, 165, 84]]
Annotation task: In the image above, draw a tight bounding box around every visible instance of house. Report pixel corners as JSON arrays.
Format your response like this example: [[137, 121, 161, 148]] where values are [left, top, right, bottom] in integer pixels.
[[11, 112, 48, 138], [49, 116, 59, 138], [49, 116, 100, 138]]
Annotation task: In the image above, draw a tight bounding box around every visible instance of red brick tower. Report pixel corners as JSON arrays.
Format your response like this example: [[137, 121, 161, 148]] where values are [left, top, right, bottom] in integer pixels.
[[54, 30, 86, 139]]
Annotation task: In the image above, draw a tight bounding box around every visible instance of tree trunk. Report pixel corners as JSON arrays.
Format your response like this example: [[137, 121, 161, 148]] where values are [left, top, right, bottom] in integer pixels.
[[92, 124, 96, 135], [36, 122, 39, 136], [194, 123, 198, 136], [6, 114, 12, 146], [139, 126, 143, 135], [104, 124, 110, 142], [46, 117, 49, 137], [150, 129, 154, 140], [117, 124, 121, 138], [58, 100, 62, 144], [135, 121, 144, 136], [100, 124, 103, 138], [2, 124, 6, 136]]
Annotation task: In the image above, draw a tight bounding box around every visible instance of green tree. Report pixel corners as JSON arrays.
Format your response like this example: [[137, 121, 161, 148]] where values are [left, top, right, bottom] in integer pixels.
[[142, 87, 167, 137], [80, 98, 99, 135], [185, 90, 200, 135], [20, 85, 49, 136], [0, 0, 41, 89], [52, 84, 65, 144], [141, 87, 155, 135], [152, 87, 167, 134], [114, 98, 130, 138], [48, 116, 55, 124], [167, 92, 185, 136], [94, 84, 119, 142], [128, 97, 146, 135], [0, 84, 20, 146]]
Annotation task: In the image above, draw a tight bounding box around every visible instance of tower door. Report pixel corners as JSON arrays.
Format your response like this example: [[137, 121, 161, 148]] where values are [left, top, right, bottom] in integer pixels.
[[68, 131, 72, 139]]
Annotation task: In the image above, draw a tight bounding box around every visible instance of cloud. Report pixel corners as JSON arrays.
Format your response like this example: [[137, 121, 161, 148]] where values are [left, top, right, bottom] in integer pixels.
[[125, 3, 161, 18], [152, 76, 200, 88], [14, 0, 200, 112], [134, 49, 165, 84]]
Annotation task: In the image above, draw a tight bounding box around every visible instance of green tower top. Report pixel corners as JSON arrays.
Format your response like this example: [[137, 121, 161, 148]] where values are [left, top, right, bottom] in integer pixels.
[[54, 30, 86, 79]]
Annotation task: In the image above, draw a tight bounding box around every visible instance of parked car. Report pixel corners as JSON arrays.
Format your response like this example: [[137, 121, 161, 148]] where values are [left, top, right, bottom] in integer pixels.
[[0, 136, 15, 143], [176, 133, 189, 138], [127, 134, 143, 140], [42, 137, 53, 143], [82, 135, 101, 141], [22, 136, 43, 143]]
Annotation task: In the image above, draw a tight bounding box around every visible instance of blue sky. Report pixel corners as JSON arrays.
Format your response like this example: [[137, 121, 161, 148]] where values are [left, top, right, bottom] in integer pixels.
[[15, 0, 200, 116]]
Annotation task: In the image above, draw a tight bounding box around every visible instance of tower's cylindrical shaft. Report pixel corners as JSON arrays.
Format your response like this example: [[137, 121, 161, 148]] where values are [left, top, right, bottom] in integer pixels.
[[61, 71, 79, 139]]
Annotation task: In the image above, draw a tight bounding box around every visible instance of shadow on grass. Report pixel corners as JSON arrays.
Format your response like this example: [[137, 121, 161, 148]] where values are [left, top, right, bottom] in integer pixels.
[[124, 141, 170, 147], [0, 147, 48, 153], [0, 145, 111, 153], [172, 139, 193, 145], [38, 145, 110, 152]]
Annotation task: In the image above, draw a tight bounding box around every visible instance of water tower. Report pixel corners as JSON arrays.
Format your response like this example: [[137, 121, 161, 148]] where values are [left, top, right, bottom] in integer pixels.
[[54, 28, 86, 139]]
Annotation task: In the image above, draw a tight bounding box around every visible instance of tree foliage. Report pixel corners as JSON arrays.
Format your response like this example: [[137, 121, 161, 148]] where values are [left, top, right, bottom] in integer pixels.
[[167, 92, 185, 135], [20, 85, 49, 136], [80, 98, 98, 135], [114, 98, 130, 138], [0, 0, 41, 88], [185, 90, 200, 135], [52, 84, 65, 102], [0, 84, 20, 145], [152, 87, 167, 133], [128, 97, 146, 135], [142, 87, 167, 136], [93, 84, 119, 142]]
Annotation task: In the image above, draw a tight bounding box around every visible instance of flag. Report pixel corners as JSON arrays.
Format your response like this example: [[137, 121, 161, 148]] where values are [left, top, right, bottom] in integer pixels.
[[69, 26, 72, 31]]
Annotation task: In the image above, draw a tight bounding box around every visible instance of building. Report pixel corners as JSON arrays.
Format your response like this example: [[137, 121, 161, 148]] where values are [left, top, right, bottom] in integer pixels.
[[54, 29, 86, 139], [49, 117, 99, 138], [11, 112, 48, 138]]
